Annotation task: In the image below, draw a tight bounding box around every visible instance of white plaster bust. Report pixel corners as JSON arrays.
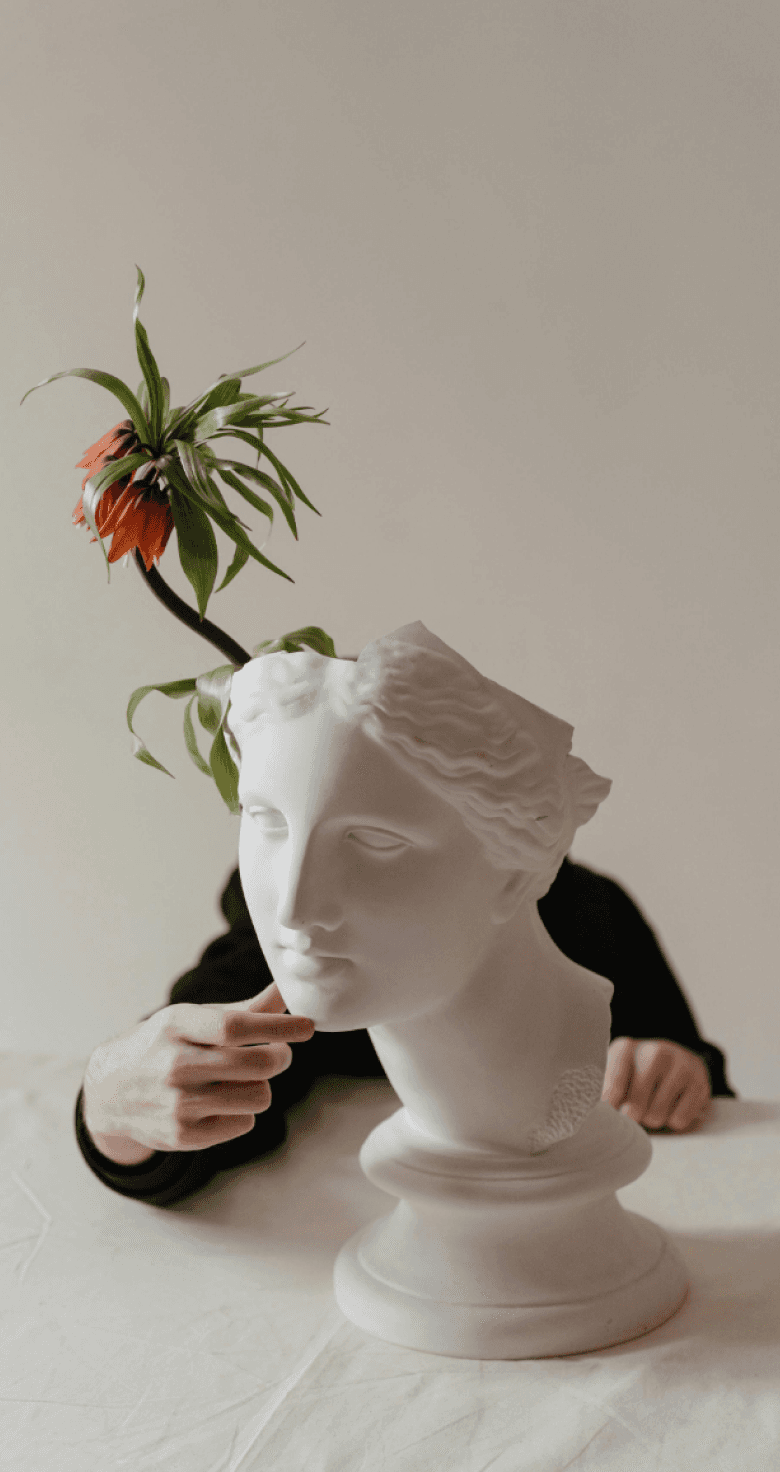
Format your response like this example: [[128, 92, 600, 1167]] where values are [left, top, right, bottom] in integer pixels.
[[228, 621, 613, 1156], [227, 622, 687, 1357]]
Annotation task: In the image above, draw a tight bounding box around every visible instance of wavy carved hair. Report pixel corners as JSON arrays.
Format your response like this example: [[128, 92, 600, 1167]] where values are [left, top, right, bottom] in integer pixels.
[[227, 622, 611, 902]]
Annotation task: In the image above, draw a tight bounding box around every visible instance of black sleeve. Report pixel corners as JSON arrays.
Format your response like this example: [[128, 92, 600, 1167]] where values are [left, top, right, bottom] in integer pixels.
[[75, 869, 384, 1205], [538, 859, 735, 1097], [74, 1082, 287, 1206]]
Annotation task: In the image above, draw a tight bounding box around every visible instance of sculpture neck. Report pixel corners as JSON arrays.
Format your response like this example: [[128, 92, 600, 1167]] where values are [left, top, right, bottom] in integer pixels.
[[369, 900, 612, 1154]]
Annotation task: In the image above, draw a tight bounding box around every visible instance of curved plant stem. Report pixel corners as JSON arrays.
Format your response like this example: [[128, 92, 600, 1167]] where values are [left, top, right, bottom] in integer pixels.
[[134, 552, 251, 667]]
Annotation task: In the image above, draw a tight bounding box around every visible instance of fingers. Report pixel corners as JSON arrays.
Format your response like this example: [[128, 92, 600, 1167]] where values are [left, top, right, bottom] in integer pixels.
[[171, 1040, 293, 1086], [83, 994, 312, 1158], [667, 1084, 711, 1133], [639, 1058, 691, 1128], [170, 1113, 259, 1151], [644, 1047, 711, 1130], [170, 1001, 315, 1048], [617, 1040, 672, 1124], [602, 1037, 635, 1108], [179, 1079, 273, 1118], [603, 1039, 712, 1133]]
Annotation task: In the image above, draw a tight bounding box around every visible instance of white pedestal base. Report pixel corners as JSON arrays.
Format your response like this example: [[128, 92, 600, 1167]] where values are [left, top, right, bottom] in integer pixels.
[[334, 1102, 688, 1359]]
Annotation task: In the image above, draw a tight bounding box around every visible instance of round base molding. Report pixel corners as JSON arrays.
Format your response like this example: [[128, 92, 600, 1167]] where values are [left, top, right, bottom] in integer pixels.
[[334, 1103, 689, 1359]]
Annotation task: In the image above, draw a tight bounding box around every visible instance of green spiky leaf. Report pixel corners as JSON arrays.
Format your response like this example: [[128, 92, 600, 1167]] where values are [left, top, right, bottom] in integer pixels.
[[126, 677, 199, 775], [182, 695, 213, 775], [253, 626, 337, 658], [259, 440, 319, 513], [218, 345, 303, 383], [214, 458, 297, 537], [167, 351, 300, 438], [173, 440, 227, 512], [133, 267, 165, 445], [209, 726, 240, 814], [210, 428, 319, 515], [166, 455, 245, 530], [168, 484, 219, 620], [187, 378, 242, 423], [213, 464, 276, 531], [177, 469, 293, 582], [195, 663, 234, 734], [21, 368, 149, 443], [215, 540, 250, 593], [194, 665, 241, 815]]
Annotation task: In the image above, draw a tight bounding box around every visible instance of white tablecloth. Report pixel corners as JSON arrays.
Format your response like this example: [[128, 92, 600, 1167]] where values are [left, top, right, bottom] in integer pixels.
[[1, 1054, 779, 1472]]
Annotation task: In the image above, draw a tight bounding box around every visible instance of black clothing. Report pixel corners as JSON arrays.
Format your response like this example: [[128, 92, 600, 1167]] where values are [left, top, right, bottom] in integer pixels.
[[75, 859, 734, 1205]]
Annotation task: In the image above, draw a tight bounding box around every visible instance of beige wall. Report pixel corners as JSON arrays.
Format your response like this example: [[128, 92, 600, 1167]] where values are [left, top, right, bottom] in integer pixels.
[[1, 1, 777, 1095]]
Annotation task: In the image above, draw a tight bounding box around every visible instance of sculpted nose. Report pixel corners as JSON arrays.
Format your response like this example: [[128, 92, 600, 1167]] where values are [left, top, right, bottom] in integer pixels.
[[277, 837, 342, 933]]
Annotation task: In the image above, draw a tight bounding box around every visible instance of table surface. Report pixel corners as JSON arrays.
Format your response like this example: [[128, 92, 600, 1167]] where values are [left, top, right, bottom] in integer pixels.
[[1, 1053, 779, 1472]]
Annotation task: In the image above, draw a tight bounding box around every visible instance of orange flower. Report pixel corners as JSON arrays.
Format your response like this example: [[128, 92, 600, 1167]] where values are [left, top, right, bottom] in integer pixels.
[[72, 420, 174, 570]]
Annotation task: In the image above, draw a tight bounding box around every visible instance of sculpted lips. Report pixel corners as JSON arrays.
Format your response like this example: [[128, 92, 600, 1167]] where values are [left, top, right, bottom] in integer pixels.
[[279, 946, 350, 979]]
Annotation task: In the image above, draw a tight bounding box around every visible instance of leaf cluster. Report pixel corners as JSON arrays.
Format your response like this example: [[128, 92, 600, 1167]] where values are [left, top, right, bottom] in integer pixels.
[[127, 627, 338, 813], [21, 267, 328, 615]]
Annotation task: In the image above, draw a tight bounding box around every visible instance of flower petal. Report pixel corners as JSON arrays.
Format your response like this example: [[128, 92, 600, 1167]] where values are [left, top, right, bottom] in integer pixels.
[[75, 420, 133, 471]]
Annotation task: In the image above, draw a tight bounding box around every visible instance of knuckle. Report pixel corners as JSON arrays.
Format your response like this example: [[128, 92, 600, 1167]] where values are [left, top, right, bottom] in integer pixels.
[[165, 1003, 198, 1034], [161, 1047, 187, 1087], [166, 1053, 192, 1088], [157, 1106, 192, 1150], [171, 1092, 193, 1127], [221, 1011, 247, 1045], [161, 1018, 183, 1046], [267, 1042, 293, 1076]]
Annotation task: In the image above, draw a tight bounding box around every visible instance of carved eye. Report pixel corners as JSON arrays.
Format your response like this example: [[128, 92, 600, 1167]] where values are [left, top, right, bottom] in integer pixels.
[[242, 806, 287, 835], [346, 828, 409, 852]]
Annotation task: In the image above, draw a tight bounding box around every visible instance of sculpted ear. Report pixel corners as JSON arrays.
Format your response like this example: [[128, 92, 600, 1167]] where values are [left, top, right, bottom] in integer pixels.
[[490, 869, 529, 924]]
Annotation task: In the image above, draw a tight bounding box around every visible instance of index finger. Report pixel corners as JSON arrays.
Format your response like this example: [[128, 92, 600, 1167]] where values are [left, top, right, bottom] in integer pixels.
[[224, 981, 313, 1023], [174, 1000, 315, 1047], [222, 1009, 316, 1044], [621, 1041, 673, 1122], [602, 1037, 634, 1108]]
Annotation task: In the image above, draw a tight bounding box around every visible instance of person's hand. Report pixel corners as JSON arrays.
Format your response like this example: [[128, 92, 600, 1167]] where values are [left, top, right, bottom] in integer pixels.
[[602, 1037, 712, 1133], [82, 982, 315, 1165]]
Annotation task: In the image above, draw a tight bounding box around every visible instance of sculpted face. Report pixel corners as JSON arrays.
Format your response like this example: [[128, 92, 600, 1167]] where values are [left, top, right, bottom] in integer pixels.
[[237, 702, 519, 1031]]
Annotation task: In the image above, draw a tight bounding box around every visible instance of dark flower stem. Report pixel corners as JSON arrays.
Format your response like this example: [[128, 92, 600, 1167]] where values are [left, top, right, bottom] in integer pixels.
[[134, 552, 251, 668]]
